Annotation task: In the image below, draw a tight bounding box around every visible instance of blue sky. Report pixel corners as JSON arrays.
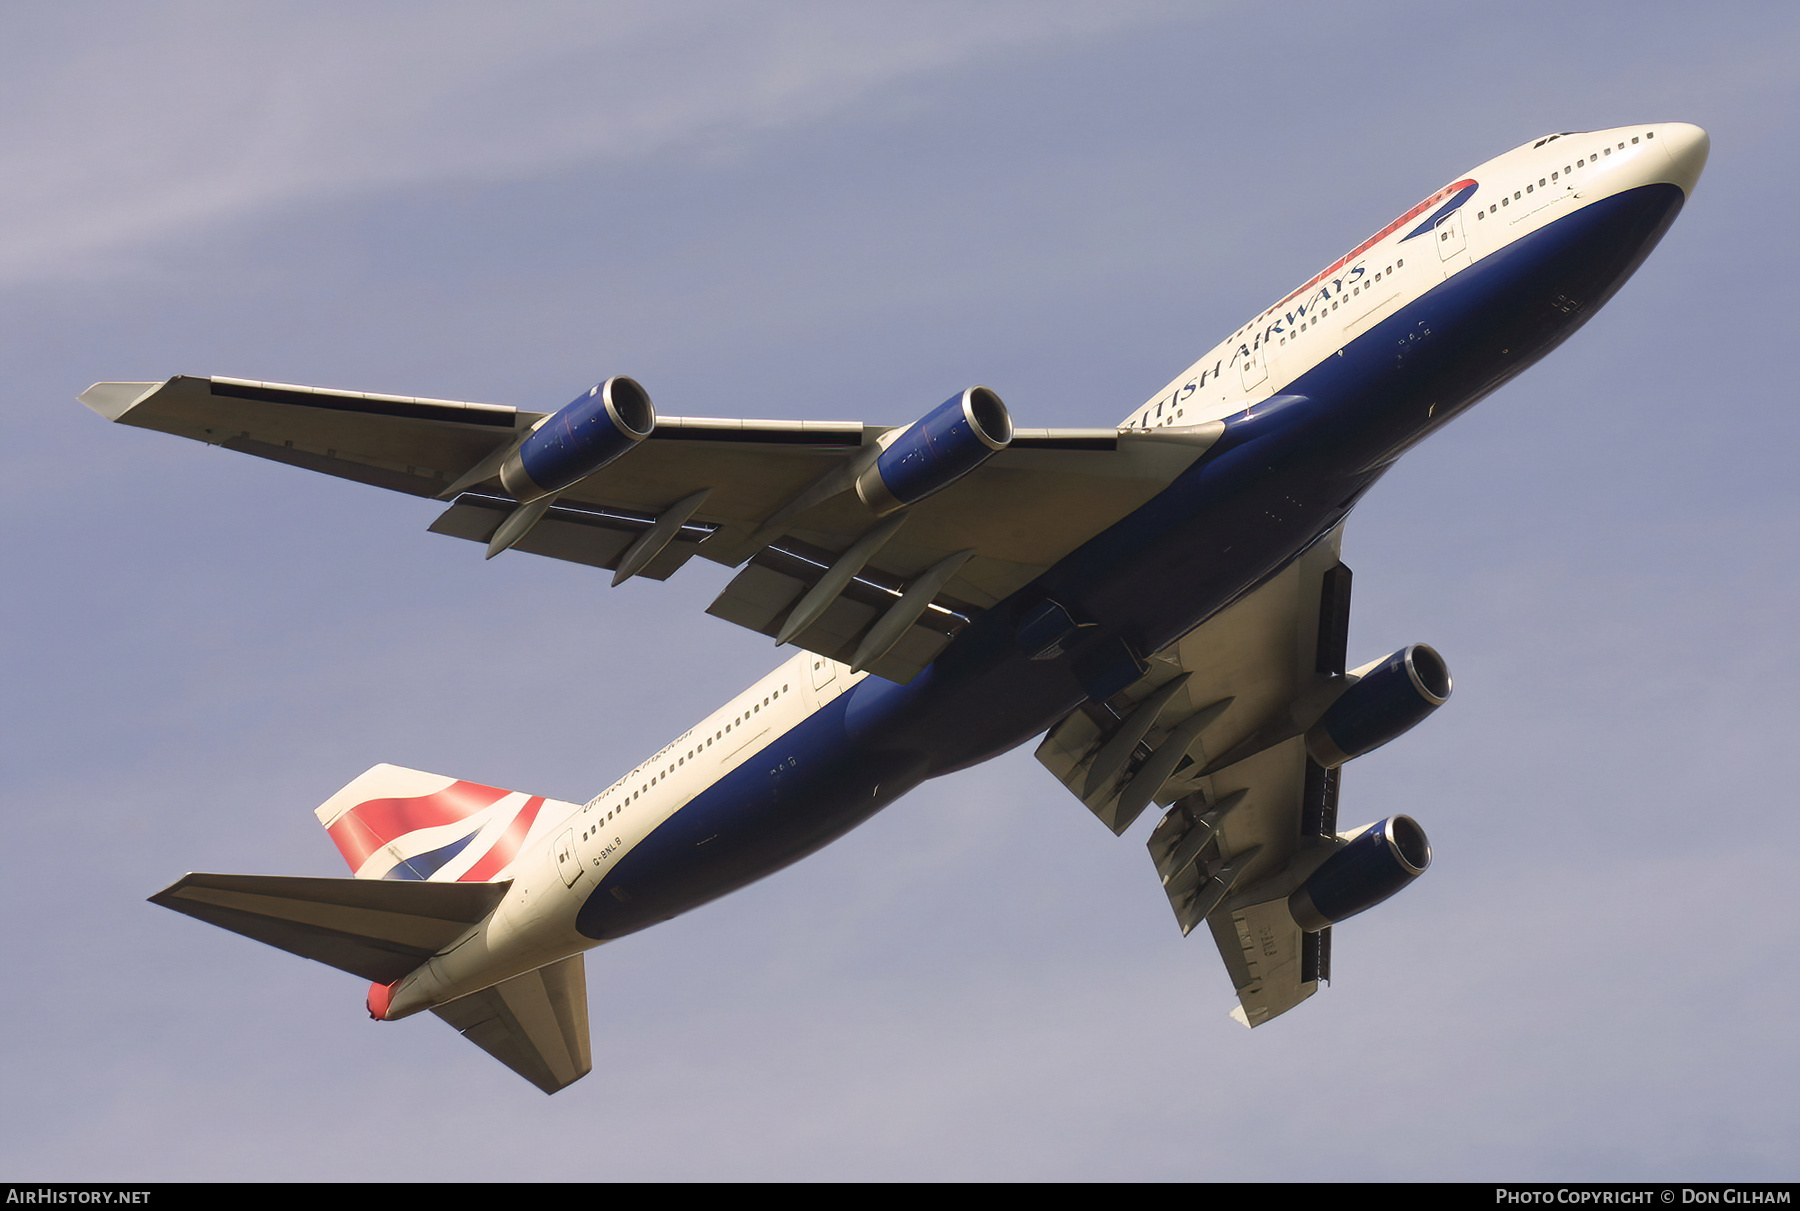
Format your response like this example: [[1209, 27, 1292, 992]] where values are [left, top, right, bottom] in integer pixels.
[[2, 1, 1795, 1180]]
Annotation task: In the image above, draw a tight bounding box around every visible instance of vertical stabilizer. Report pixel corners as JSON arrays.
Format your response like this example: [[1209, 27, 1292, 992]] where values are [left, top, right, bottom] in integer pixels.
[[315, 763, 573, 882]]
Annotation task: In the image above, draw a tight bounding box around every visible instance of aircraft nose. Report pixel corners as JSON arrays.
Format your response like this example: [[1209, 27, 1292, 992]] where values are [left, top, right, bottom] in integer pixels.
[[1657, 123, 1710, 195]]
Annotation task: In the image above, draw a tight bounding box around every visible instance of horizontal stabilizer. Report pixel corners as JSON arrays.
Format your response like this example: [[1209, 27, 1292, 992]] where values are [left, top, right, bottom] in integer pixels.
[[150, 872, 509, 984], [433, 954, 592, 1094]]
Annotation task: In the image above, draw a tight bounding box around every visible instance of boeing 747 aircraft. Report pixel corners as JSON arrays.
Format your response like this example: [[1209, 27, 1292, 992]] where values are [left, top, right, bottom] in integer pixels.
[[85, 122, 1708, 1093]]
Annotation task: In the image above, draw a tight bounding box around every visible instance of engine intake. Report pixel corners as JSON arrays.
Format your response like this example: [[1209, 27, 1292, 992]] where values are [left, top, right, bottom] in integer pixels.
[[500, 376, 655, 502], [855, 387, 1012, 514], [1289, 814, 1431, 932], [1305, 643, 1451, 768]]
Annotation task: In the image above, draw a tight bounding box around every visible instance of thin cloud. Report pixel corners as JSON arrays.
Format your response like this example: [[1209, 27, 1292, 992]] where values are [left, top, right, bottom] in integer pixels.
[[0, 1, 1177, 283]]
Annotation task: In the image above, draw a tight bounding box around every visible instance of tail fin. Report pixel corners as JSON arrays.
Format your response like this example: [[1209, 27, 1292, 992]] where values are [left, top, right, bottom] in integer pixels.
[[315, 763, 573, 882]]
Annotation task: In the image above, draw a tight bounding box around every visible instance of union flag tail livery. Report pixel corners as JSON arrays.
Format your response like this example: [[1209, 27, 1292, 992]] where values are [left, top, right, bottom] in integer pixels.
[[117, 123, 1708, 1091], [316, 763, 559, 883]]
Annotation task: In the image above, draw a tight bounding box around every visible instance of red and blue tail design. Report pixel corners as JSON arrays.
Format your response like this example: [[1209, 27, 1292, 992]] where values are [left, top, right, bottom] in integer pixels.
[[314, 764, 573, 882]]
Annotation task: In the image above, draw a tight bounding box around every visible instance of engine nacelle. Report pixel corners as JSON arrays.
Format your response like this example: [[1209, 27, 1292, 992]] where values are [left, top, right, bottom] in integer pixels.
[[1305, 643, 1451, 768], [855, 386, 1012, 514], [499, 376, 655, 502], [1288, 814, 1431, 932]]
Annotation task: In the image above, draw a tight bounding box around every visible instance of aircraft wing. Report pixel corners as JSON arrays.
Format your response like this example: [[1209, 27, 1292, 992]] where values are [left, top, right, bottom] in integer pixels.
[[82, 375, 1222, 683], [1034, 524, 1354, 1026]]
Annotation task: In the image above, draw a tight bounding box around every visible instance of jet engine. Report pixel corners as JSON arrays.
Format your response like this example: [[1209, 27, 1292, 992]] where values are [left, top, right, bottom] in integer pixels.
[[499, 376, 656, 502], [1305, 643, 1451, 768], [855, 386, 1013, 514], [1288, 814, 1431, 931]]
